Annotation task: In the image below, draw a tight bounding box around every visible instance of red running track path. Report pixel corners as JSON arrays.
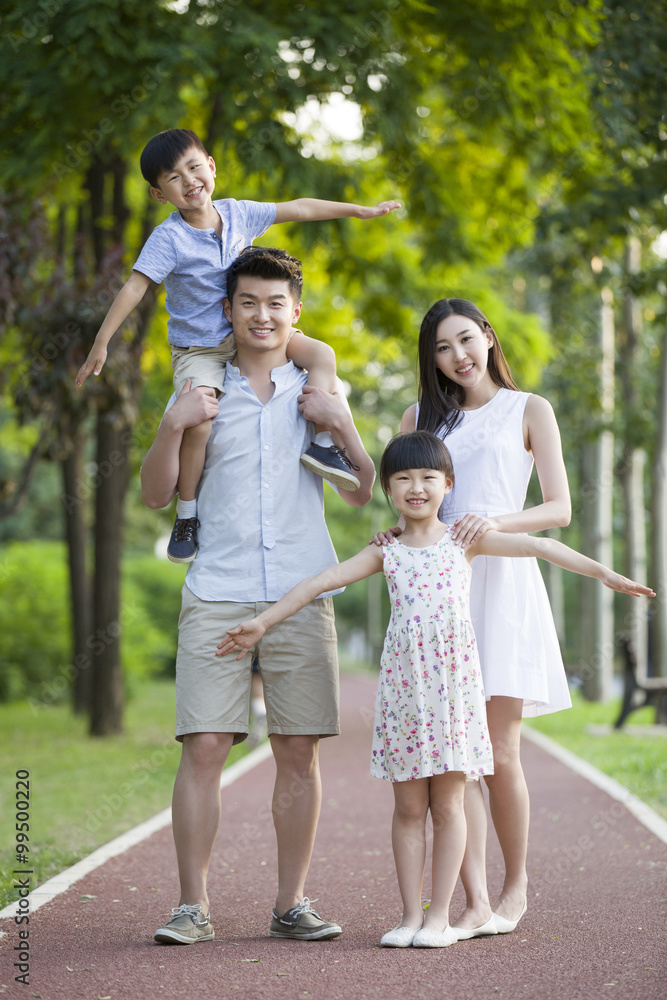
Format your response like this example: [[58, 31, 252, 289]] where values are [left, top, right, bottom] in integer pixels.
[[1, 673, 665, 1000]]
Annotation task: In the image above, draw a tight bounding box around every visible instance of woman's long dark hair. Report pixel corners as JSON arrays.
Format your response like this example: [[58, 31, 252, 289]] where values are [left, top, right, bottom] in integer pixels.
[[416, 298, 519, 437]]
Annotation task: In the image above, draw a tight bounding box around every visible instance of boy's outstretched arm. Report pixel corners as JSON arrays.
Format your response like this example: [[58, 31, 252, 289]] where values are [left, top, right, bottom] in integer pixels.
[[216, 545, 383, 660], [75, 270, 152, 386], [468, 531, 656, 597], [274, 198, 400, 224]]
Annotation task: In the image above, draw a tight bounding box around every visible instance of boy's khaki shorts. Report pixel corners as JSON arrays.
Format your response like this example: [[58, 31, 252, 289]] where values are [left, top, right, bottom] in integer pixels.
[[174, 585, 340, 744], [170, 336, 237, 396]]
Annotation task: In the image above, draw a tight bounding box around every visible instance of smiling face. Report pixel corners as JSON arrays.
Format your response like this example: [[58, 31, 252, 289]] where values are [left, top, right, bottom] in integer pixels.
[[149, 145, 217, 213], [223, 275, 302, 356], [387, 467, 453, 520], [434, 313, 494, 392]]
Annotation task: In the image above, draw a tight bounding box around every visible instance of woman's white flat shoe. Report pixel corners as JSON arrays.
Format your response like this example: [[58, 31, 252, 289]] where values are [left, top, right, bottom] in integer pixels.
[[453, 915, 498, 941], [412, 925, 457, 948], [492, 900, 527, 934], [380, 924, 420, 947]]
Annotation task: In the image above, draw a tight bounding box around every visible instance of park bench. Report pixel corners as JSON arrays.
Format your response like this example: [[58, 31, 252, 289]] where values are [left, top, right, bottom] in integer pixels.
[[614, 637, 667, 728]]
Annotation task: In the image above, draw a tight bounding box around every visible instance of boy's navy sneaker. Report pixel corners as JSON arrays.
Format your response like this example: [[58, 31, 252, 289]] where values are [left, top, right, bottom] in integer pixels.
[[167, 516, 200, 563], [269, 898, 342, 940], [300, 444, 360, 492]]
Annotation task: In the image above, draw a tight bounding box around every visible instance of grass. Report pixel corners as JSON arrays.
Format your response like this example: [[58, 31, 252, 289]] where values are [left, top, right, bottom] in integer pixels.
[[0, 679, 249, 911], [524, 689, 667, 820]]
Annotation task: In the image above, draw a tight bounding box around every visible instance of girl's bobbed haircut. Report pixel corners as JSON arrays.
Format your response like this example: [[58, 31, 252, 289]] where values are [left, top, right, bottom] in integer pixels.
[[416, 298, 519, 437], [380, 431, 455, 501]]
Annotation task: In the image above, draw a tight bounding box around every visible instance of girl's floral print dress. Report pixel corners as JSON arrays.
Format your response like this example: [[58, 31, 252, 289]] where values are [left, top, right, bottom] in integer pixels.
[[371, 526, 494, 782]]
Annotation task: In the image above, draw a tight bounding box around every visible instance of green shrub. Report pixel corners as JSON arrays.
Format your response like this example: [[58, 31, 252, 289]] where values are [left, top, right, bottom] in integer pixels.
[[0, 541, 70, 700], [0, 542, 186, 702]]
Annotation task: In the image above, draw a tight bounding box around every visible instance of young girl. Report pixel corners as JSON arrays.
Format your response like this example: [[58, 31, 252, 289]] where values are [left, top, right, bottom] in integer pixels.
[[373, 297, 574, 936], [217, 432, 653, 948]]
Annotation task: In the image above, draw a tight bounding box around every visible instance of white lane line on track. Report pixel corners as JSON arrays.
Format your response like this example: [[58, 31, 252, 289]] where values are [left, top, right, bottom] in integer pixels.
[[0, 740, 273, 921], [523, 724, 667, 845]]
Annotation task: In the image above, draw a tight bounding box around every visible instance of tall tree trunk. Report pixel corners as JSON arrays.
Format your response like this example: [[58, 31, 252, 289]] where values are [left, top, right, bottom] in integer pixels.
[[652, 322, 667, 679], [619, 237, 649, 675], [61, 434, 93, 714], [110, 155, 129, 244], [89, 415, 130, 736], [85, 155, 106, 271], [582, 287, 615, 701]]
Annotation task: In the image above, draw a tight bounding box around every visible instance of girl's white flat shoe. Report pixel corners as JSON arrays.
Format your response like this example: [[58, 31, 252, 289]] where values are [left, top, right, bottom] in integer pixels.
[[412, 925, 457, 948], [380, 924, 421, 947], [452, 915, 498, 940], [492, 900, 527, 934]]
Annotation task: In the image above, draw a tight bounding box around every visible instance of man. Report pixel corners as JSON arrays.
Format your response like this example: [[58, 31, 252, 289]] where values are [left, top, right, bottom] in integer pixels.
[[141, 246, 375, 944]]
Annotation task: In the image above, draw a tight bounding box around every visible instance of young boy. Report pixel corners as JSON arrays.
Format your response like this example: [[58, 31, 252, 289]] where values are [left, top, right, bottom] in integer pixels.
[[76, 128, 399, 562]]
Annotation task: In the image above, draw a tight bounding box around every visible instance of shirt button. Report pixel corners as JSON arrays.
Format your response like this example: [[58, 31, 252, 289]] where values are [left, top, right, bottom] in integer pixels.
[[265, 521, 270, 526], [264, 446, 269, 450], [264, 483, 269, 488]]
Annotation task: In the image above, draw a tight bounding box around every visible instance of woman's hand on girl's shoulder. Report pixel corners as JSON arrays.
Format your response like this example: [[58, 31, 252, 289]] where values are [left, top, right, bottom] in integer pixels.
[[369, 526, 402, 547], [451, 513, 499, 548]]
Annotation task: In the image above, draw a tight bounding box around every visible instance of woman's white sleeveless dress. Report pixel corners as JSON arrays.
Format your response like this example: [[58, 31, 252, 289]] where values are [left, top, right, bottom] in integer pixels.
[[421, 388, 571, 716]]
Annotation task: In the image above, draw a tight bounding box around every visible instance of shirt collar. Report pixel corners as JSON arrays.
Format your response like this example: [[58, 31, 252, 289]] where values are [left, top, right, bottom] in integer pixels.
[[226, 359, 301, 386]]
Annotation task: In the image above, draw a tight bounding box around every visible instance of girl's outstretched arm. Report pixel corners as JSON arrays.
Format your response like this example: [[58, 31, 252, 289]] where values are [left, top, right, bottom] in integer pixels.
[[467, 531, 655, 597], [216, 544, 384, 659]]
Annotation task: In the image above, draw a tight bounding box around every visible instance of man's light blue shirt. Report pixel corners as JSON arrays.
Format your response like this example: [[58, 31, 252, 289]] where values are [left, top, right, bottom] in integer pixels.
[[133, 198, 276, 348], [178, 362, 345, 603]]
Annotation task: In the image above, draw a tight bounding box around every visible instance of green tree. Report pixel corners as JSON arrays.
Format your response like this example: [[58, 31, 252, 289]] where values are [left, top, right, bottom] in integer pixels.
[[0, 0, 613, 724]]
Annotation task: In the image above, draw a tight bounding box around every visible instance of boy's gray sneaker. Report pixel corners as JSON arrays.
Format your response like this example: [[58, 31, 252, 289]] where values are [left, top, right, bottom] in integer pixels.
[[154, 903, 214, 944], [300, 444, 360, 492], [269, 897, 342, 940]]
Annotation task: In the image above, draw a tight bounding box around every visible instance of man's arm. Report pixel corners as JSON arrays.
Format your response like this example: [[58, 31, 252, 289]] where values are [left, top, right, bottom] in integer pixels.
[[297, 384, 375, 507], [274, 198, 400, 224], [140, 382, 219, 509], [76, 270, 152, 386]]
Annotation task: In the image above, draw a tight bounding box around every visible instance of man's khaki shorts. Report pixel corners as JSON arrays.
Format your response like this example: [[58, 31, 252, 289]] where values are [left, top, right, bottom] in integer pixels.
[[170, 337, 237, 396], [174, 586, 340, 744]]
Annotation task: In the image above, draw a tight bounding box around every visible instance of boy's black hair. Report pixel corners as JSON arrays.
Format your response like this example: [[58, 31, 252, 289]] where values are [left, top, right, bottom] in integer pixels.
[[380, 431, 455, 503], [140, 129, 209, 187], [225, 246, 303, 303]]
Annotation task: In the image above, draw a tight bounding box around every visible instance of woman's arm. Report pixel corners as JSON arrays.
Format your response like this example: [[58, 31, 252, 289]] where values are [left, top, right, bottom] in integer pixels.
[[400, 403, 418, 434], [467, 531, 655, 597], [216, 544, 384, 658], [452, 394, 572, 547]]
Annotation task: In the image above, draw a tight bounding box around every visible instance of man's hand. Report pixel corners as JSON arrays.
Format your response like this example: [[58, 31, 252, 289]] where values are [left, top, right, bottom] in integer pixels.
[[354, 200, 401, 219], [168, 380, 219, 431], [297, 384, 348, 428], [216, 618, 267, 660], [76, 343, 108, 387]]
